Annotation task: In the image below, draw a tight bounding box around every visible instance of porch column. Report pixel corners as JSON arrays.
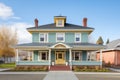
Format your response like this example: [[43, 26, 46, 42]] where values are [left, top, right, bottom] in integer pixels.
[[100, 49, 102, 66], [28, 51, 31, 61], [16, 49, 19, 62], [49, 49, 51, 70], [69, 49, 72, 70]]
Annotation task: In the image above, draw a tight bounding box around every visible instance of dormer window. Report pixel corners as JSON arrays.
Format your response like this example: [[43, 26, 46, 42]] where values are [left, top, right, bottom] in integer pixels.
[[58, 20, 62, 26], [54, 16, 66, 27]]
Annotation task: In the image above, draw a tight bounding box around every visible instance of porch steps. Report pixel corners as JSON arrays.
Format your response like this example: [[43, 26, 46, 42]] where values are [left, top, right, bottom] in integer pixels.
[[50, 65, 71, 71]]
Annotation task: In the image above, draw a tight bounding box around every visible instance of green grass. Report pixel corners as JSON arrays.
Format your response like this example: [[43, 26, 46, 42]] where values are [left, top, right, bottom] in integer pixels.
[[0, 63, 16, 68]]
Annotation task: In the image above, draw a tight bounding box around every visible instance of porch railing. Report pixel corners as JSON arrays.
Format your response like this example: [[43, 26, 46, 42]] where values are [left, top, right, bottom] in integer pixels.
[[71, 61, 102, 66], [16, 61, 49, 65]]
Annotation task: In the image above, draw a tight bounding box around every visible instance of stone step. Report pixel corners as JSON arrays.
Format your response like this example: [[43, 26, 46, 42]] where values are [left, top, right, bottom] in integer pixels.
[[50, 65, 70, 71]]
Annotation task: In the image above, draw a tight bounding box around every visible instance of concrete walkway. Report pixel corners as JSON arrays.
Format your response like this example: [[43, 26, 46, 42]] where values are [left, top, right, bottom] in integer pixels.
[[43, 71, 78, 80], [109, 68, 120, 72]]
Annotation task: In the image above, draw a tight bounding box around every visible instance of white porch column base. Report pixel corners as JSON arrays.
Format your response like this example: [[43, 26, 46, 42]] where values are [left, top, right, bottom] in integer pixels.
[[49, 49, 51, 70]]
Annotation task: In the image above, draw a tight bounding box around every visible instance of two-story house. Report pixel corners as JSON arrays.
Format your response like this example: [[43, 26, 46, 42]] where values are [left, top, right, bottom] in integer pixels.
[[15, 16, 104, 70]]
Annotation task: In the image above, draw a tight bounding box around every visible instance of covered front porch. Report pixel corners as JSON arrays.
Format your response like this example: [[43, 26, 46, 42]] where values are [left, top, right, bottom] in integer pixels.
[[15, 43, 103, 70]]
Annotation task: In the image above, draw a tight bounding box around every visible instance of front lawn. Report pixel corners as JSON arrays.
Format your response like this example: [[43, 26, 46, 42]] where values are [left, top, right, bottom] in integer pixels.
[[0, 63, 16, 68]]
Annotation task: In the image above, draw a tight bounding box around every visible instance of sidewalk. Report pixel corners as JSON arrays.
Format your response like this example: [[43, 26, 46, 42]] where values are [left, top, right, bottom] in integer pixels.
[[43, 71, 78, 80], [0, 68, 11, 72], [109, 68, 120, 72]]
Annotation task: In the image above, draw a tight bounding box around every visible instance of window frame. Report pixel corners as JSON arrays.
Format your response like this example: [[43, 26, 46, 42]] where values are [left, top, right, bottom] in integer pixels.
[[39, 33, 48, 43], [72, 51, 82, 61], [38, 51, 48, 61], [56, 33, 65, 42], [75, 33, 81, 43]]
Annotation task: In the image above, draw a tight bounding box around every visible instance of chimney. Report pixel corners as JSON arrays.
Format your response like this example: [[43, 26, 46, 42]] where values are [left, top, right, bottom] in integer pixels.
[[34, 18, 38, 27], [83, 18, 87, 27]]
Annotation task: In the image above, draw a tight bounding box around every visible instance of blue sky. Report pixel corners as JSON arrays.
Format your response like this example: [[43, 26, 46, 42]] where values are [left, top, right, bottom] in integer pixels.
[[0, 0, 120, 44]]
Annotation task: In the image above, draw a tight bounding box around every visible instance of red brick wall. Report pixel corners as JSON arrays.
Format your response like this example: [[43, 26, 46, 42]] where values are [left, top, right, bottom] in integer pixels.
[[117, 51, 120, 65], [97, 51, 115, 65]]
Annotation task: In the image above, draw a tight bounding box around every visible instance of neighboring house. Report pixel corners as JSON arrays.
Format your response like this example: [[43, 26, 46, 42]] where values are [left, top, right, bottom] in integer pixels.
[[97, 39, 120, 66], [14, 16, 104, 70]]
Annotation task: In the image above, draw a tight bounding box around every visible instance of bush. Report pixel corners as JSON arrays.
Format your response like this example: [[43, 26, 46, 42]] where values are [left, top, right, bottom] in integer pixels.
[[13, 66, 48, 71], [73, 66, 110, 72]]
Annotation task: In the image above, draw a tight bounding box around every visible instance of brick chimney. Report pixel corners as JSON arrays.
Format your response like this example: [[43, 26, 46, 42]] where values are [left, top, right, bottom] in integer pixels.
[[34, 18, 38, 27], [83, 18, 87, 27]]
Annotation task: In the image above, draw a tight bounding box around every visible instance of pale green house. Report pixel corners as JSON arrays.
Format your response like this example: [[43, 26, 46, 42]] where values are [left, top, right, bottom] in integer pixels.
[[15, 16, 104, 70]]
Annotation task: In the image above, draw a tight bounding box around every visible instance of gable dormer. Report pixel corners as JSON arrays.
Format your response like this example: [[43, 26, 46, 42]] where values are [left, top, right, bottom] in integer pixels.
[[54, 16, 66, 27]]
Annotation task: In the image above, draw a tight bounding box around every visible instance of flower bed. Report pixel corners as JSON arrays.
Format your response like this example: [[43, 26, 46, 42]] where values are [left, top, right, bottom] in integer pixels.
[[73, 66, 110, 72]]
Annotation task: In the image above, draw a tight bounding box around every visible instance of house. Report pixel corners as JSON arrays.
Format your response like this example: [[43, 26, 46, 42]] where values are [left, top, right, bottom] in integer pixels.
[[97, 39, 120, 66], [15, 16, 104, 70]]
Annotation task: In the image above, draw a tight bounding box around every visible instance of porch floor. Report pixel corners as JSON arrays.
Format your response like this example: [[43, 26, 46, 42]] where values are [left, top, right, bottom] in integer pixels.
[[50, 65, 71, 71]]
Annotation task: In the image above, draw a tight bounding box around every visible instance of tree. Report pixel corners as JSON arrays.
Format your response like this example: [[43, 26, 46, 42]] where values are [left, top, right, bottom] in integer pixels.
[[106, 38, 110, 44], [96, 36, 104, 45], [0, 26, 18, 63]]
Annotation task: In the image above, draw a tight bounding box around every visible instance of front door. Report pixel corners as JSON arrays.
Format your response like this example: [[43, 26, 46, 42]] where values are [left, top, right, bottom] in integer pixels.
[[55, 51, 65, 64]]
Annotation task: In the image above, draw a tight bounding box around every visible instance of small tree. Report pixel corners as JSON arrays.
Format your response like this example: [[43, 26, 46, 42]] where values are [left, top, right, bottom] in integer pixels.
[[106, 38, 110, 44], [96, 36, 104, 45], [0, 26, 18, 63]]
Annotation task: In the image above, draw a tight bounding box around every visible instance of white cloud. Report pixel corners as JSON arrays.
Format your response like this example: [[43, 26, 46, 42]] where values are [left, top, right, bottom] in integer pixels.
[[0, 3, 20, 19], [0, 23, 33, 44]]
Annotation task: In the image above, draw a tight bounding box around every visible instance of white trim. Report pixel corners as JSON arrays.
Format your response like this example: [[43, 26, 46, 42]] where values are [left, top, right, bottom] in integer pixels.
[[50, 43, 71, 49], [48, 49, 51, 69], [39, 33, 48, 43], [72, 51, 82, 61], [27, 29, 93, 32], [56, 33, 65, 42], [32, 51, 33, 61], [75, 33, 81, 43], [38, 51, 48, 61]]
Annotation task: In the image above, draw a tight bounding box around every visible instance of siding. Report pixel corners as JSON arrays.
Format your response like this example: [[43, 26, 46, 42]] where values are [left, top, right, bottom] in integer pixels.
[[66, 50, 69, 62], [65, 32, 74, 43], [32, 32, 89, 43], [33, 51, 38, 61], [51, 51, 55, 62], [81, 32, 88, 43], [49, 32, 56, 43], [82, 51, 87, 61], [32, 32, 39, 42]]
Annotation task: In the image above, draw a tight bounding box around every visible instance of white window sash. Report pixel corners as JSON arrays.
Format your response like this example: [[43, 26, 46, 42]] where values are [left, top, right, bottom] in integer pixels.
[[75, 33, 81, 42], [56, 33, 65, 42]]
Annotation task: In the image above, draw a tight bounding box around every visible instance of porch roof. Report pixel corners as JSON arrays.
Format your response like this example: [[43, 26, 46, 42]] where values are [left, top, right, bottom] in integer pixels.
[[14, 42, 104, 50]]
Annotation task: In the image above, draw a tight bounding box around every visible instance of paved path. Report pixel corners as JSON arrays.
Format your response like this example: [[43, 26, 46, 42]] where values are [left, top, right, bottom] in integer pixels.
[[109, 68, 120, 72], [43, 71, 78, 80]]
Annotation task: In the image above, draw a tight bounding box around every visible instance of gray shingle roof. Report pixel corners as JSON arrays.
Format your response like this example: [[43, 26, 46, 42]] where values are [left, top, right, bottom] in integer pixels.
[[16, 42, 103, 47], [106, 39, 120, 50], [27, 23, 94, 30]]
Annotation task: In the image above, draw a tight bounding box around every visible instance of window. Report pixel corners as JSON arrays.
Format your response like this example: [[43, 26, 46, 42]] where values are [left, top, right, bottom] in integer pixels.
[[40, 33, 48, 42], [56, 33, 65, 42], [39, 51, 48, 61], [72, 51, 82, 61], [75, 33, 81, 42], [57, 20, 62, 26]]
